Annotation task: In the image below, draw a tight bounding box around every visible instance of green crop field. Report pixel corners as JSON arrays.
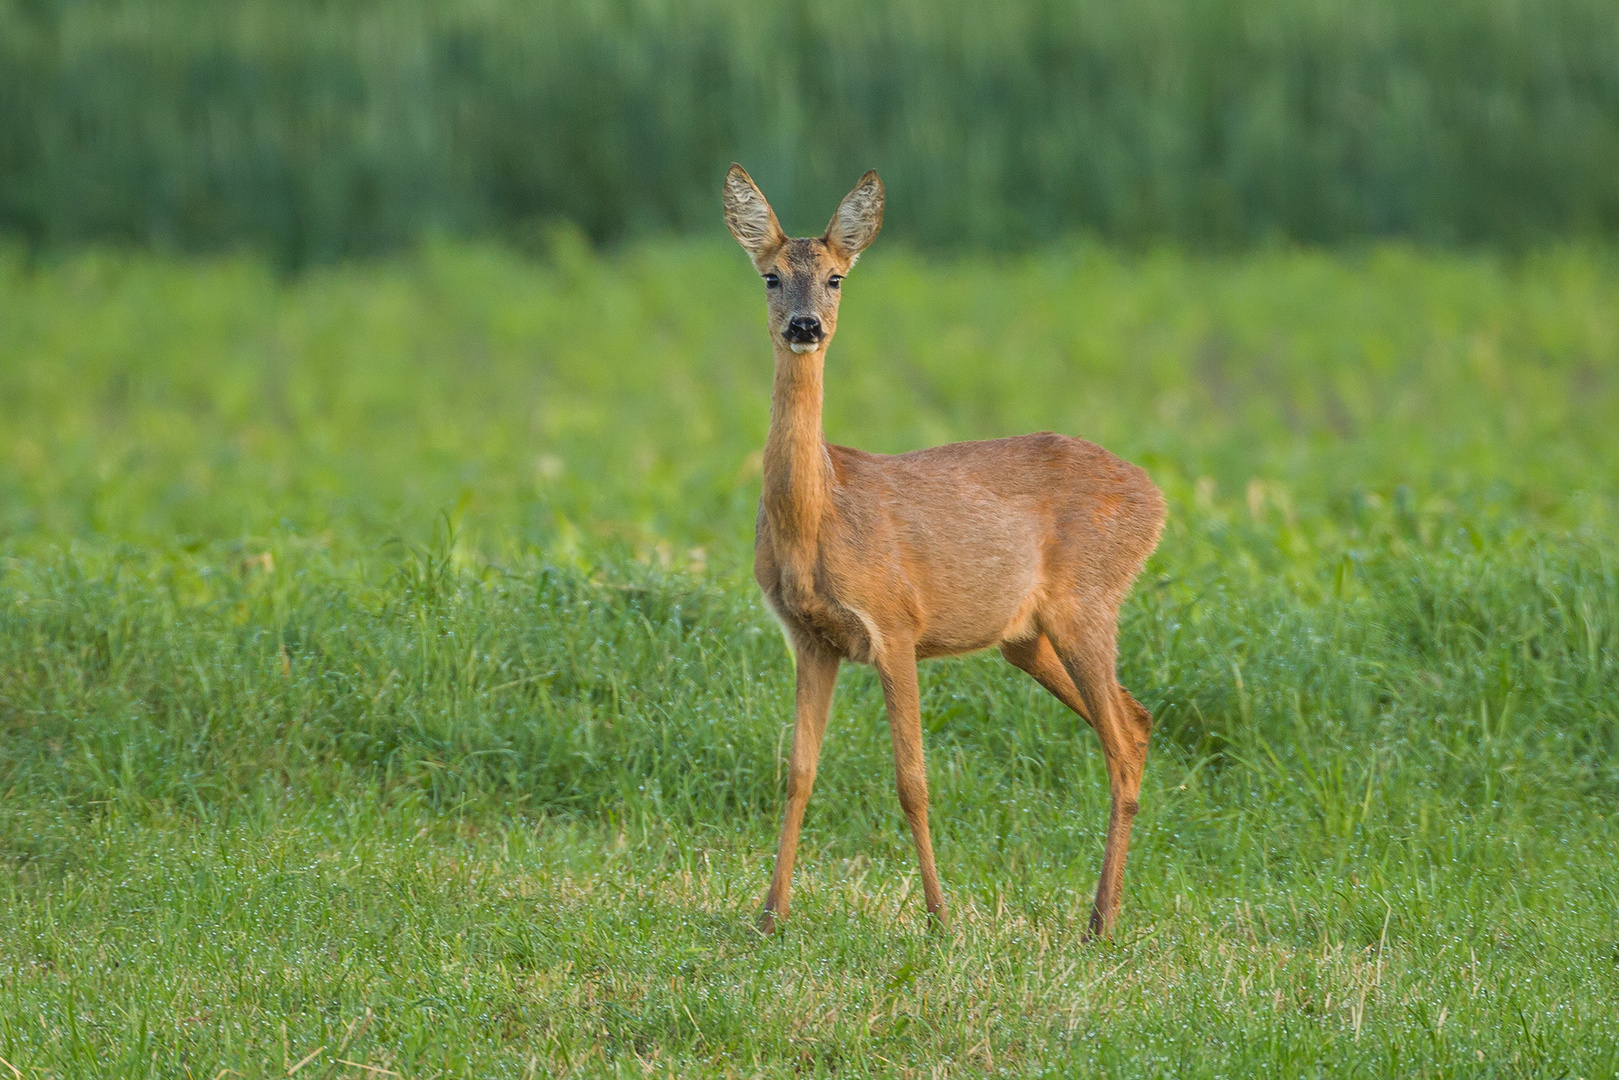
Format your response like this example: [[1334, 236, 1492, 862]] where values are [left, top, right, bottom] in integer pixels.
[[2, 239, 1618, 1076], [5, 0, 1619, 262]]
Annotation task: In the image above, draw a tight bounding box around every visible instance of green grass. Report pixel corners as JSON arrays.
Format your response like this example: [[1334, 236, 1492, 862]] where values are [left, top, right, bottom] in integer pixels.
[[1, 240, 1618, 1076], [4, 0, 1619, 262]]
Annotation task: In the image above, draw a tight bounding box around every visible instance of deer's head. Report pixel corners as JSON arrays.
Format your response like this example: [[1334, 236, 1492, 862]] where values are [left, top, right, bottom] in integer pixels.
[[723, 164, 884, 356]]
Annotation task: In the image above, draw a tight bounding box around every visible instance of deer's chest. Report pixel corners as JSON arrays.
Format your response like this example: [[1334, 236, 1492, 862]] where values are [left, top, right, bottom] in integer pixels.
[[754, 533, 881, 665]]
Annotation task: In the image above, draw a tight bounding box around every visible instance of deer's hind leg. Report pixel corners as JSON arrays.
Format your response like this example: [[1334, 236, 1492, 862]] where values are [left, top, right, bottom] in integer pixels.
[[1007, 613, 1152, 939], [1001, 634, 1093, 723]]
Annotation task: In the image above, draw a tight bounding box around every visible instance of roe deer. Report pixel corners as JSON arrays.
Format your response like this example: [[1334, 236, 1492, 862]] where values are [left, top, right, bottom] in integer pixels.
[[724, 164, 1165, 938]]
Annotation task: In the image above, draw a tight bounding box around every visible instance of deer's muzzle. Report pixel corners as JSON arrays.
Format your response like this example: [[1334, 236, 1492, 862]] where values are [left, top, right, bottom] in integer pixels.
[[785, 315, 824, 350]]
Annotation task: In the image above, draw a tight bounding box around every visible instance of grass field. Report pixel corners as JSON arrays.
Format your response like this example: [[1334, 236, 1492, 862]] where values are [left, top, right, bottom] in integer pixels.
[[1, 240, 1618, 1076]]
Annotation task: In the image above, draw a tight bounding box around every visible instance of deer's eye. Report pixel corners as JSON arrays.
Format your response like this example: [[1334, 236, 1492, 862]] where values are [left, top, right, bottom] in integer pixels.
[[763, 273, 780, 288], [827, 275, 843, 289]]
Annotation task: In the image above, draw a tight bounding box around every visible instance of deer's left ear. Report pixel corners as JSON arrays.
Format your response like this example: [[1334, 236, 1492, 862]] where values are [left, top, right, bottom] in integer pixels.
[[824, 170, 884, 263]]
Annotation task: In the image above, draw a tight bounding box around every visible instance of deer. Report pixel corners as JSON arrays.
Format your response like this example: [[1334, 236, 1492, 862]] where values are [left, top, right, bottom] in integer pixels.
[[723, 164, 1165, 939]]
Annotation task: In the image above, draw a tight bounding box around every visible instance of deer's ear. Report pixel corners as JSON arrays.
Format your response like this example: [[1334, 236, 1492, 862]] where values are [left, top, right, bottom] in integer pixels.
[[825, 170, 884, 263], [723, 164, 786, 267]]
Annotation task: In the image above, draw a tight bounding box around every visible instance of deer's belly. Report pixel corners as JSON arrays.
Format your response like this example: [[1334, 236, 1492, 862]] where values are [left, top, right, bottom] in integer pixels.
[[903, 541, 1043, 658], [913, 591, 1036, 658]]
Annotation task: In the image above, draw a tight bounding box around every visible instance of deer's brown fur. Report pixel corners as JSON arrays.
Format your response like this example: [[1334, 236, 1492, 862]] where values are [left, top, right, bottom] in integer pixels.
[[724, 164, 1165, 937]]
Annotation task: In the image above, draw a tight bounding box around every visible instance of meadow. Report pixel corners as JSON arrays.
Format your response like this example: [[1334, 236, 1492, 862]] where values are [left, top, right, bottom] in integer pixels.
[[1, 239, 1618, 1076]]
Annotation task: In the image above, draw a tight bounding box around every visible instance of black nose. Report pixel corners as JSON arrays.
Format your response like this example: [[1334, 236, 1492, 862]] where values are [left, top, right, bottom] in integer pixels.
[[785, 315, 823, 342]]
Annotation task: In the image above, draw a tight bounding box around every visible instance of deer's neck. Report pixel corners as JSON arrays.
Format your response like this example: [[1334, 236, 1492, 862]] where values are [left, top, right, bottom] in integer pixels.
[[762, 346, 830, 552]]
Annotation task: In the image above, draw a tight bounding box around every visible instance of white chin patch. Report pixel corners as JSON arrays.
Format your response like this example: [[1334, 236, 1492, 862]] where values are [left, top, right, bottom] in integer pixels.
[[788, 341, 819, 354]]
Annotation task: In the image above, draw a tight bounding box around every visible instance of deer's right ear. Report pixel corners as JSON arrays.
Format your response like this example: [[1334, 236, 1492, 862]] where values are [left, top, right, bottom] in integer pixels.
[[723, 164, 786, 267]]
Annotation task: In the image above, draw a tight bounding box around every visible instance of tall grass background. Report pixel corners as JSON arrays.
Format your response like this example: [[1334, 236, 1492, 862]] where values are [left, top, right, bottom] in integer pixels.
[[3, 0, 1619, 264]]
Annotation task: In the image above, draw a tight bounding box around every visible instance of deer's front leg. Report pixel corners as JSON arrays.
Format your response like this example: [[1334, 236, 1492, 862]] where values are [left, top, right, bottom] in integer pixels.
[[875, 640, 947, 927], [759, 643, 840, 934]]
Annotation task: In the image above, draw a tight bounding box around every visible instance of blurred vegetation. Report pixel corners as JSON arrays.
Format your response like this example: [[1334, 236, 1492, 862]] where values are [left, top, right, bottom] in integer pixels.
[[5, 240, 1617, 558], [3, 0, 1618, 265], [4, 235, 1616, 793]]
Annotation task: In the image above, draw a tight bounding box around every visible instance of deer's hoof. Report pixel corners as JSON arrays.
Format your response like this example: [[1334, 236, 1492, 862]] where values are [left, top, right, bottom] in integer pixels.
[[756, 909, 780, 936]]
